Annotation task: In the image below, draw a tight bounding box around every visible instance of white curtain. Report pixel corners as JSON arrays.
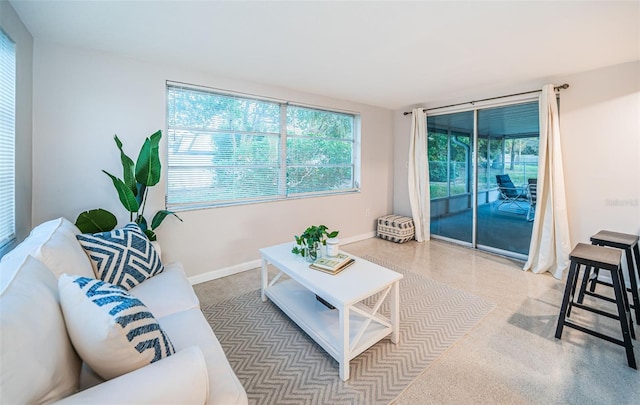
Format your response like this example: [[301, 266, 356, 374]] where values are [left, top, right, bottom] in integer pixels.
[[408, 108, 430, 242], [524, 85, 572, 279]]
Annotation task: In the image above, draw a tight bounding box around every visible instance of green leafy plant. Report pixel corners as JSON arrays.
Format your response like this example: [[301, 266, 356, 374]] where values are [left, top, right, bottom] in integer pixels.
[[75, 130, 182, 240], [292, 225, 339, 260]]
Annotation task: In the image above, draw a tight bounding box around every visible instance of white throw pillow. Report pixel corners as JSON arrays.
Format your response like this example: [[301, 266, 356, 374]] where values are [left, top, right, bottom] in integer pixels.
[[33, 219, 95, 279], [0, 217, 94, 279], [0, 256, 81, 404], [76, 223, 164, 290], [58, 274, 175, 380]]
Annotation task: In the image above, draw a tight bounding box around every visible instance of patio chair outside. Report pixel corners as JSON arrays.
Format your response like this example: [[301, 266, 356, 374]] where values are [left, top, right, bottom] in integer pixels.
[[495, 174, 528, 213], [526, 178, 537, 221]]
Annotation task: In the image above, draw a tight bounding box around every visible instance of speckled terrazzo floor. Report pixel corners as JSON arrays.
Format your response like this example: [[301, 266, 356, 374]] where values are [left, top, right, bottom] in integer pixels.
[[194, 238, 640, 404]]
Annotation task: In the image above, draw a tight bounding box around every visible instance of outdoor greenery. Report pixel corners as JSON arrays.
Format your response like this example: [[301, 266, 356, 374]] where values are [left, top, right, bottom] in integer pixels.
[[428, 129, 538, 199], [428, 131, 470, 199], [166, 87, 356, 207]]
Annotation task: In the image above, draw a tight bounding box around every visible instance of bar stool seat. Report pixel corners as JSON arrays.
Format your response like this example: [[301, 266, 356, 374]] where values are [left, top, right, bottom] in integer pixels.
[[555, 243, 636, 369], [578, 230, 640, 322]]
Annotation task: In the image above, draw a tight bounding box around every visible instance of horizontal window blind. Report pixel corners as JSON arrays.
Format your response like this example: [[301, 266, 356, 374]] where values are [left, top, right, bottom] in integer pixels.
[[167, 86, 281, 208], [0, 30, 16, 251], [286, 106, 355, 195], [166, 84, 359, 210]]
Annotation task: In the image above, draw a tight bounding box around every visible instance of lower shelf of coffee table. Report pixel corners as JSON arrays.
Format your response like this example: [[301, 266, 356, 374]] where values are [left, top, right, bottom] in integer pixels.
[[264, 278, 392, 364]]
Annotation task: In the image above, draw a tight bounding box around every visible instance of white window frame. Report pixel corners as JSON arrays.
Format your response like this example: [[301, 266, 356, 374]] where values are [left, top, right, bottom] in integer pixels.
[[166, 82, 361, 211], [0, 29, 16, 255]]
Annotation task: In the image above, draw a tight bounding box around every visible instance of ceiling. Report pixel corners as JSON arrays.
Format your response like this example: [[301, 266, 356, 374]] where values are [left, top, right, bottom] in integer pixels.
[[9, 0, 640, 110]]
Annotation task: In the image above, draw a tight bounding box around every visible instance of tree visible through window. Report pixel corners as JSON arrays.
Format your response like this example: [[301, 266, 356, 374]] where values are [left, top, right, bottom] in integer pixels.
[[166, 84, 359, 209], [286, 106, 355, 195]]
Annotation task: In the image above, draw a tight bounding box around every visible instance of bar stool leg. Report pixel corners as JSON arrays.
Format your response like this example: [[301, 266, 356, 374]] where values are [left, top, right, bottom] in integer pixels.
[[556, 261, 579, 339], [628, 245, 640, 321], [633, 244, 640, 283], [588, 268, 599, 292], [611, 266, 637, 369], [567, 262, 583, 318], [612, 259, 636, 340], [577, 265, 592, 304]]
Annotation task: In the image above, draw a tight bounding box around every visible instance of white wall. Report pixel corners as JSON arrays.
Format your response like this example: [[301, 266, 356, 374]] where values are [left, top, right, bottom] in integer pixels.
[[0, 0, 32, 249], [559, 61, 640, 242], [32, 40, 394, 280], [394, 61, 640, 248], [393, 110, 412, 217]]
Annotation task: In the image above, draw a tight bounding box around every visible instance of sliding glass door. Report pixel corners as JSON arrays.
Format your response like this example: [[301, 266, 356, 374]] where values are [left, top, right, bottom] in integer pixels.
[[476, 102, 538, 256], [428, 111, 474, 244], [428, 101, 539, 259]]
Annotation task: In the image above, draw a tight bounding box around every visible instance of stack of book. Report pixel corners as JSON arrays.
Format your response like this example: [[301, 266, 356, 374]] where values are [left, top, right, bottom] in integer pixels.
[[309, 253, 355, 275]]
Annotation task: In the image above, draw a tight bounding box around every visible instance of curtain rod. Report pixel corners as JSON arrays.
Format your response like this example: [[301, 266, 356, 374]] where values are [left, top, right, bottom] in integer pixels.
[[167, 80, 360, 116], [403, 83, 569, 115]]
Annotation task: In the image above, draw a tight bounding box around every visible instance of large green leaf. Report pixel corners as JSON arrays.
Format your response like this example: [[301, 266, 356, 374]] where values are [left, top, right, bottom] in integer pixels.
[[136, 183, 147, 207], [151, 210, 183, 230], [136, 215, 148, 231], [103, 170, 140, 213], [135, 216, 156, 240], [75, 209, 117, 233], [144, 228, 157, 241], [114, 135, 136, 196], [135, 130, 161, 187]]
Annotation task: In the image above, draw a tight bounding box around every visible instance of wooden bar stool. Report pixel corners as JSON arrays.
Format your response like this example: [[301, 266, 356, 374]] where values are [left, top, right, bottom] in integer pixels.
[[555, 243, 636, 369], [577, 231, 640, 322]]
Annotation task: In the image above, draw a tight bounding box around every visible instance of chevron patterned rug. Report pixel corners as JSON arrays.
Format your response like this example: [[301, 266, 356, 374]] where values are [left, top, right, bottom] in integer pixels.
[[202, 256, 495, 404]]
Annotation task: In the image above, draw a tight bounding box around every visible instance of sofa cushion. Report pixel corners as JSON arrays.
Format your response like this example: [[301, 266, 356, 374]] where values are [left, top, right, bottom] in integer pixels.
[[1, 217, 76, 263], [159, 308, 248, 405], [75, 263, 201, 391], [76, 223, 163, 290], [0, 255, 82, 404], [0, 217, 94, 279], [58, 274, 175, 380], [33, 220, 96, 279], [55, 346, 209, 405], [129, 262, 200, 319]]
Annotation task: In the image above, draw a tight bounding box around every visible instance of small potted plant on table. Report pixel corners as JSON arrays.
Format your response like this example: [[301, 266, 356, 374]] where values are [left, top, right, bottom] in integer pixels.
[[291, 225, 339, 262]]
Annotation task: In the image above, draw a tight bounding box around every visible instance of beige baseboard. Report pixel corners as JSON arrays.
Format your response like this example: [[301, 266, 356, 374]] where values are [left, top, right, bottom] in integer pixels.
[[188, 231, 376, 285]]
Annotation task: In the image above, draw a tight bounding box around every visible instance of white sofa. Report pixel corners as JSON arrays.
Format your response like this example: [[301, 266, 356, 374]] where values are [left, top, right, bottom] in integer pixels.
[[0, 218, 248, 405]]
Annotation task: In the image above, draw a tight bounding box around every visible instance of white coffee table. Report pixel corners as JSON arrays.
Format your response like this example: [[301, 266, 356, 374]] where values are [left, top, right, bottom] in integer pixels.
[[260, 242, 403, 381]]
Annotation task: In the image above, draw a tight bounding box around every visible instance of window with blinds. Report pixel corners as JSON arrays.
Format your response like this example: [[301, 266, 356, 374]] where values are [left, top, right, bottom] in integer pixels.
[[0, 30, 16, 252], [166, 84, 359, 210]]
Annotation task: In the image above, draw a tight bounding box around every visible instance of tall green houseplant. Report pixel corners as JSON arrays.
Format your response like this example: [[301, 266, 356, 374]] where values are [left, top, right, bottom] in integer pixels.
[[75, 130, 181, 240]]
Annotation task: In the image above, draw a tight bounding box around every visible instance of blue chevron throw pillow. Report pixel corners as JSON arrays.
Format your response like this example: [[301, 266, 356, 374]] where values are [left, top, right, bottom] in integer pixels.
[[58, 274, 175, 380], [77, 223, 164, 290]]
